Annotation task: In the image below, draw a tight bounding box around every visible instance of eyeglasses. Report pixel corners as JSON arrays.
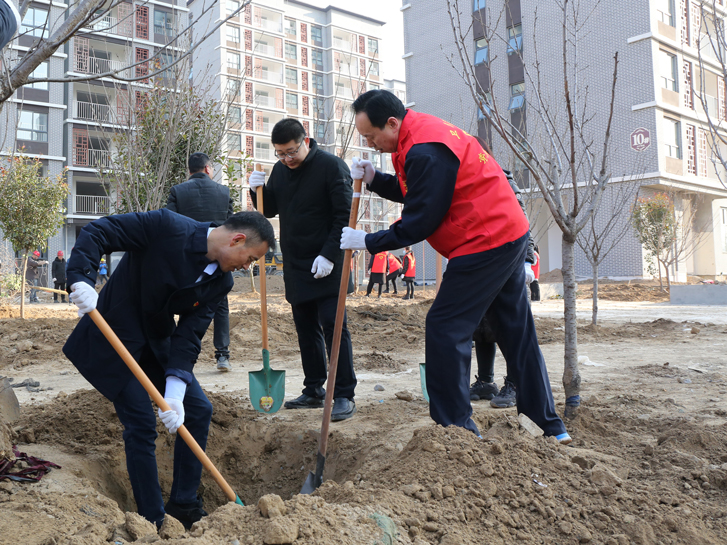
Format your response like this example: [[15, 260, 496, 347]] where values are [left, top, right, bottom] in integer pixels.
[[274, 141, 304, 160]]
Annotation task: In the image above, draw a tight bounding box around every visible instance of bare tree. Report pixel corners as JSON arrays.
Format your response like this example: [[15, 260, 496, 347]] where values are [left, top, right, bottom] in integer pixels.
[[577, 178, 641, 325], [447, 0, 624, 417]]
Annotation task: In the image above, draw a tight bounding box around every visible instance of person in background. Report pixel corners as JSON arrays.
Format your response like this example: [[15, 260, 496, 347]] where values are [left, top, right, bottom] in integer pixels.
[[384, 252, 403, 294], [52, 250, 67, 303], [530, 244, 541, 302], [366, 251, 388, 298], [401, 247, 416, 300], [26, 251, 46, 303], [97, 258, 109, 286]]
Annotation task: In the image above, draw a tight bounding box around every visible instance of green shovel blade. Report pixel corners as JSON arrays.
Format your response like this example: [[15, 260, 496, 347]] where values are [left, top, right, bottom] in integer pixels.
[[419, 362, 429, 403], [248, 348, 285, 414]]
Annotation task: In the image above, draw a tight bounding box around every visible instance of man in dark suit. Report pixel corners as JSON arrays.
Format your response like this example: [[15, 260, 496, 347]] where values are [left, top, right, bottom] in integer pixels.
[[63, 209, 275, 529], [166, 153, 236, 372], [249, 118, 357, 422]]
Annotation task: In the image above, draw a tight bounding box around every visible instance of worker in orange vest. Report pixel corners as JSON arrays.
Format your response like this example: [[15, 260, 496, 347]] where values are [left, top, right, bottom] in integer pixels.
[[341, 90, 570, 443], [384, 252, 403, 294], [366, 251, 388, 298], [401, 247, 416, 300]]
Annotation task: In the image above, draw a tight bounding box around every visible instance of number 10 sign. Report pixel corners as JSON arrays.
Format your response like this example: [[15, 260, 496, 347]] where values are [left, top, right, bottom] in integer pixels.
[[630, 128, 651, 152]]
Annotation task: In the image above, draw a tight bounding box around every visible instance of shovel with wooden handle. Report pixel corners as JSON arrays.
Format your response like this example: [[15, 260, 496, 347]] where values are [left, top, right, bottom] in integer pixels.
[[300, 176, 363, 495], [39, 286, 245, 505]]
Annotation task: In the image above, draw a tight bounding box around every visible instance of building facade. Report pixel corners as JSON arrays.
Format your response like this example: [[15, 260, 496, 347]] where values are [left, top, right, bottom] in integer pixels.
[[402, 0, 727, 281]]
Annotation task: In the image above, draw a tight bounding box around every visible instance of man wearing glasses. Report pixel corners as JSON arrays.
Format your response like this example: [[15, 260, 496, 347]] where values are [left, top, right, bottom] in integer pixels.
[[249, 118, 357, 421]]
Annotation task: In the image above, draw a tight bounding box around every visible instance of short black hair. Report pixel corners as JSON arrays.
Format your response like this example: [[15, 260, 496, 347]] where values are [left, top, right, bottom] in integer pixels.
[[222, 211, 276, 252], [352, 90, 406, 129], [189, 152, 211, 174], [271, 118, 306, 145]]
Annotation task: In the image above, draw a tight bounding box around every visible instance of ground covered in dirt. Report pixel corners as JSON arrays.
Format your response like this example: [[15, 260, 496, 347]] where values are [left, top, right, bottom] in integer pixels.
[[1, 278, 727, 544]]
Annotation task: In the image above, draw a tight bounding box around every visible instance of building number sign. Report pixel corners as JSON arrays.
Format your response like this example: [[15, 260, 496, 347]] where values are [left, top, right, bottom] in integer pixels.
[[630, 128, 651, 152]]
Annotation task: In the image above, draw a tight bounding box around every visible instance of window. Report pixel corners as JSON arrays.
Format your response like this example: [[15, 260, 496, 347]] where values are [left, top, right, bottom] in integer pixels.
[[367, 38, 378, 53], [286, 92, 298, 109], [227, 52, 241, 70], [477, 92, 492, 119], [312, 73, 324, 92], [159, 51, 176, 78], [508, 83, 525, 110], [315, 122, 326, 139], [474, 0, 486, 10], [370, 62, 379, 76], [312, 49, 323, 68], [226, 0, 240, 16], [28, 62, 48, 90], [226, 78, 241, 96], [18, 111, 48, 141], [22, 7, 48, 38], [657, 0, 674, 26], [311, 25, 323, 44], [507, 24, 522, 55], [312, 97, 325, 116], [285, 42, 297, 60], [285, 18, 296, 37], [285, 67, 298, 85], [370, 83, 380, 90], [154, 10, 174, 37], [227, 25, 240, 44], [659, 50, 678, 92], [663, 117, 681, 158], [474, 37, 488, 65], [226, 133, 241, 151], [229, 106, 241, 124]]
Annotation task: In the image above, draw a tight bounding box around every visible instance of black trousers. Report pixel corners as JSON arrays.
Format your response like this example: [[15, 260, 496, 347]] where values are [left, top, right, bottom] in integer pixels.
[[386, 272, 399, 293], [404, 278, 415, 297], [53, 281, 66, 302], [366, 272, 384, 296], [291, 295, 357, 400], [213, 295, 229, 359], [475, 341, 496, 383], [425, 233, 566, 437]]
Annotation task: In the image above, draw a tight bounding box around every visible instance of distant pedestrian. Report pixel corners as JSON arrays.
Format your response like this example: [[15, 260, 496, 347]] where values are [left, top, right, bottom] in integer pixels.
[[97, 258, 109, 286], [401, 246, 416, 300], [366, 252, 388, 298], [52, 251, 67, 303], [26, 251, 46, 303], [384, 252, 402, 294], [530, 245, 541, 302]]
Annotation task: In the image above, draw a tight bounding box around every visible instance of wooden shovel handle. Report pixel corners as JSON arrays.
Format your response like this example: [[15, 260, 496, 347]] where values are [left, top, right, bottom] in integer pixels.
[[255, 163, 268, 351], [88, 309, 238, 503]]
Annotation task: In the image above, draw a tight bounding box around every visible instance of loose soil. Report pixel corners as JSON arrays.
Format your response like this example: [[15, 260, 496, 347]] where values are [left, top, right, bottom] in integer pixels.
[[1, 277, 727, 544]]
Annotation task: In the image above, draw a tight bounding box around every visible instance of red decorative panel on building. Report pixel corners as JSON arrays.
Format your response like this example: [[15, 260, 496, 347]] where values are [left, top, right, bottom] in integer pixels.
[[363, 151, 369, 160], [72, 128, 89, 166], [698, 128, 707, 177], [335, 100, 343, 119], [246, 136, 254, 157], [303, 120, 309, 135], [253, 6, 261, 25], [302, 95, 309, 115], [244, 4, 251, 24], [690, 1, 700, 48], [74, 37, 89, 73], [245, 55, 252, 77], [254, 57, 262, 78], [276, 88, 284, 109], [245, 81, 252, 103], [301, 47, 308, 67], [275, 37, 283, 58], [301, 23, 307, 43], [681, 0, 689, 46], [135, 47, 149, 81], [255, 112, 264, 132], [720, 77, 726, 120], [301, 71, 308, 91], [245, 29, 252, 51], [135, 90, 147, 108], [116, 88, 129, 122], [359, 35, 365, 54], [683, 60, 693, 109], [686, 124, 696, 175], [245, 108, 253, 130], [135, 6, 149, 40], [360, 58, 366, 76], [118, 3, 133, 37]]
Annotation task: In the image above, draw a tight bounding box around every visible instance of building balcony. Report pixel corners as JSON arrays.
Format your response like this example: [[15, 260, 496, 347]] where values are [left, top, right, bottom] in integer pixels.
[[252, 42, 278, 57], [254, 17, 282, 33], [254, 94, 277, 108], [255, 121, 271, 133], [255, 147, 273, 160], [75, 194, 111, 215], [84, 10, 133, 38], [253, 69, 283, 84], [74, 54, 131, 78], [72, 147, 112, 169], [73, 100, 113, 123]]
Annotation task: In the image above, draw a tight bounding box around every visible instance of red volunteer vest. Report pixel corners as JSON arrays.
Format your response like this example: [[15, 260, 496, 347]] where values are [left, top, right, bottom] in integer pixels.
[[392, 110, 529, 259], [532, 251, 540, 280], [404, 254, 416, 278], [388, 253, 402, 273], [371, 252, 387, 274]]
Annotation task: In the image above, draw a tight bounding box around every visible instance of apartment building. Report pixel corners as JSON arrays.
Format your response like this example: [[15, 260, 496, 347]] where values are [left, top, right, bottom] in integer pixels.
[[1, 0, 189, 268], [403, 0, 727, 281]]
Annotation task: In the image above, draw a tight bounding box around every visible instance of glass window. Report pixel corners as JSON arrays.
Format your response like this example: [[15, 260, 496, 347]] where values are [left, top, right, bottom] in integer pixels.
[[474, 37, 488, 65], [659, 50, 677, 92], [226, 25, 240, 43], [226, 0, 240, 16], [657, 0, 674, 26], [664, 117, 681, 158], [285, 67, 297, 84], [22, 7, 48, 38], [229, 106, 241, 124], [367, 38, 378, 54], [315, 122, 326, 139], [285, 19, 296, 37], [28, 62, 48, 90], [285, 42, 297, 60], [312, 49, 323, 68], [311, 25, 323, 44], [477, 92, 492, 119], [370, 62, 379, 76], [154, 10, 174, 37], [226, 133, 241, 151], [226, 78, 241, 96], [18, 111, 48, 141], [227, 52, 241, 70], [508, 83, 525, 110], [474, 0, 486, 10], [312, 73, 324, 92], [286, 92, 298, 109], [507, 24, 522, 55]]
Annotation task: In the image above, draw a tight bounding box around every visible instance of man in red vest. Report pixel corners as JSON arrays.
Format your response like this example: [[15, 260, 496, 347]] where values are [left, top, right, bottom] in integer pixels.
[[384, 252, 402, 294], [340, 90, 570, 443], [366, 251, 388, 297], [401, 247, 416, 300]]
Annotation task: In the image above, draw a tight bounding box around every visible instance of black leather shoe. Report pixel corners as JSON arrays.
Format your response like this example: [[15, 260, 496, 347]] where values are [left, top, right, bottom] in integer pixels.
[[284, 393, 324, 409], [331, 398, 356, 422], [164, 497, 207, 530]]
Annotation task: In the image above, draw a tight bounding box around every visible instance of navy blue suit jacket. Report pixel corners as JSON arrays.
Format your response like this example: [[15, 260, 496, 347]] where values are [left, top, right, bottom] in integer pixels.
[[62, 209, 233, 401]]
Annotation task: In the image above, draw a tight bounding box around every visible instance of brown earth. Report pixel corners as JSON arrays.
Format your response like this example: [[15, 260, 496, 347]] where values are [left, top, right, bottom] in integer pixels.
[[1, 278, 727, 544]]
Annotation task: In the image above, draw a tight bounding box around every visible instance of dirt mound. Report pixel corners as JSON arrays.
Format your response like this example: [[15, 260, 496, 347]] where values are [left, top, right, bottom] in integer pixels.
[[578, 282, 670, 303]]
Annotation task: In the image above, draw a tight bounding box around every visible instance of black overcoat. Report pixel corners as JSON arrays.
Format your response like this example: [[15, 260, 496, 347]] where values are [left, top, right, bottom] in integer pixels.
[[166, 172, 234, 225]]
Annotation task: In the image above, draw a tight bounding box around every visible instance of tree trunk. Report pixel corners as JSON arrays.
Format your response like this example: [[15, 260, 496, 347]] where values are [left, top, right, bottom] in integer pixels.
[[561, 236, 581, 418], [665, 262, 671, 292], [248, 268, 257, 294], [657, 259, 664, 291], [20, 255, 28, 320], [591, 261, 599, 326]]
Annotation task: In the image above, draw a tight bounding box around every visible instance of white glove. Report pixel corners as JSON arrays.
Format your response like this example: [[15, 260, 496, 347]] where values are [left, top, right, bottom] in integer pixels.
[[52, 278, 56, 282], [340, 227, 368, 251], [311, 255, 334, 279], [157, 376, 186, 434], [350, 157, 375, 184], [249, 170, 266, 189], [69, 282, 98, 317], [524, 262, 535, 284]]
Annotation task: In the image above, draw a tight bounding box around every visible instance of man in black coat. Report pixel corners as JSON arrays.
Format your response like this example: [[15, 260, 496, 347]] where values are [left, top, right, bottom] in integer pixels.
[[51, 250, 67, 303], [166, 153, 236, 372], [63, 209, 275, 528], [249, 118, 357, 421]]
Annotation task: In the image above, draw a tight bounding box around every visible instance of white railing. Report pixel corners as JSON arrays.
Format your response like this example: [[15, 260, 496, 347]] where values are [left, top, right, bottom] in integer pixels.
[[74, 100, 112, 122], [75, 195, 111, 215], [87, 14, 117, 32], [252, 43, 277, 57], [255, 122, 271, 133], [255, 148, 273, 160], [254, 94, 276, 107], [254, 70, 283, 83], [333, 37, 352, 50], [254, 18, 282, 33], [705, 95, 719, 116], [88, 149, 111, 168], [334, 87, 353, 99], [84, 55, 128, 77]]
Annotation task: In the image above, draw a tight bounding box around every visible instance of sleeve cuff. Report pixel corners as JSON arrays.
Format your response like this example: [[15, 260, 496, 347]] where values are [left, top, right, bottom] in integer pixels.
[[165, 368, 194, 385]]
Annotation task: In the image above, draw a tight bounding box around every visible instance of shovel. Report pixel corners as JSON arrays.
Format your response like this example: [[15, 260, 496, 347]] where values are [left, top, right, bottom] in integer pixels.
[[248, 165, 285, 414], [419, 363, 429, 403], [41, 286, 245, 506], [301, 176, 363, 495]]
